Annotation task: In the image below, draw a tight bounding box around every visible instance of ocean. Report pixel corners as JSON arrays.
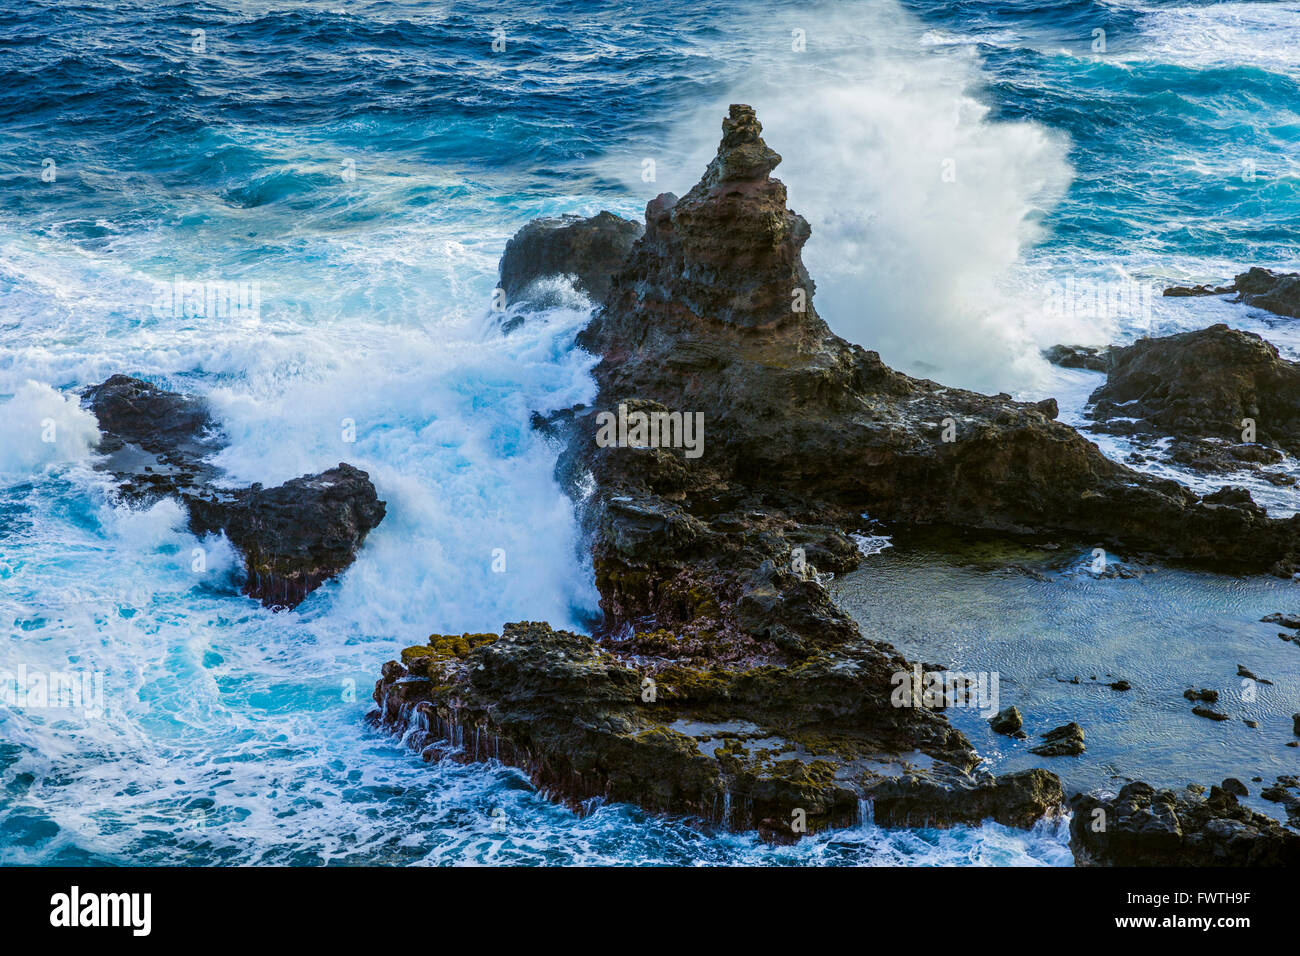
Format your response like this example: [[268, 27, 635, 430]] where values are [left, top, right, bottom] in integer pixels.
[[1, 0, 1296, 865]]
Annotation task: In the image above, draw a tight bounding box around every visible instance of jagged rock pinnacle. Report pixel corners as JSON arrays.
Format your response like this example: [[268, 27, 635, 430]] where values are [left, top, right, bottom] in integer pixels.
[[584, 104, 815, 336], [699, 104, 783, 187]]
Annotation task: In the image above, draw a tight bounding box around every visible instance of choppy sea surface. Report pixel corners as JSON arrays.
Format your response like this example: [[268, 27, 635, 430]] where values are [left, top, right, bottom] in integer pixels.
[[0, 0, 1296, 865]]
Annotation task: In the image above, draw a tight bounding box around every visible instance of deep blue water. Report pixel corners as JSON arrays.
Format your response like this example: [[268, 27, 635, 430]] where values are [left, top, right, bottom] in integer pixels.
[[0, 0, 1296, 865]]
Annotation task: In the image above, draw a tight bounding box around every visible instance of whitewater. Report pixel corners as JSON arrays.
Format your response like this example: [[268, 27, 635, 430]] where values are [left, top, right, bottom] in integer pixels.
[[1, 0, 1297, 865]]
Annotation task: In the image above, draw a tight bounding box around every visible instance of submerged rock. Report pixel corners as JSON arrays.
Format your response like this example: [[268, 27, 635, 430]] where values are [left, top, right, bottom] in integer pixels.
[[1030, 722, 1086, 757], [1262, 612, 1300, 629], [82, 375, 385, 609], [1070, 781, 1300, 866], [1088, 324, 1300, 457], [1260, 776, 1300, 827], [498, 210, 643, 309]]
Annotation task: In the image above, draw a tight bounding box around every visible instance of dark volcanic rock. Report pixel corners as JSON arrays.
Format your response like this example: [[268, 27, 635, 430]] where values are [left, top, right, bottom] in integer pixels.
[[1163, 282, 1235, 298], [374, 104, 1300, 840], [1164, 268, 1300, 318], [1070, 781, 1300, 866], [1042, 344, 1112, 372], [374, 106, 1071, 838], [1030, 722, 1086, 757], [989, 706, 1023, 736], [498, 211, 643, 309], [1221, 777, 1248, 797], [187, 464, 385, 609], [370, 623, 1064, 835], [1234, 267, 1300, 318], [1088, 324, 1300, 456], [81, 373, 224, 497], [1260, 776, 1300, 827], [81, 375, 385, 609]]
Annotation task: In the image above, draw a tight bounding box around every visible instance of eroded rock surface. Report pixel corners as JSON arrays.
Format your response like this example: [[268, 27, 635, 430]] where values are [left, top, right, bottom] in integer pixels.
[[1087, 324, 1300, 457], [1166, 267, 1300, 319], [374, 104, 1300, 846], [82, 374, 385, 609], [498, 211, 643, 309], [1042, 344, 1112, 372], [1070, 782, 1300, 866]]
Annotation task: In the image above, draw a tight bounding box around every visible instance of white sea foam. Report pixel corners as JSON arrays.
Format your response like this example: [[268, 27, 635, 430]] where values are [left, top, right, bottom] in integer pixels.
[[0, 380, 101, 475], [1107, 1, 1300, 76], [642, 0, 1074, 394]]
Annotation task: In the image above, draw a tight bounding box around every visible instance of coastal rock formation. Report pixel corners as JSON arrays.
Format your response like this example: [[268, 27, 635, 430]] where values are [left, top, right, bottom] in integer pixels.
[[81, 373, 223, 497], [1042, 344, 1112, 372], [1030, 722, 1086, 757], [1165, 267, 1300, 319], [498, 211, 643, 309], [1070, 782, 1300, 866], [1087, 324, 1300, 456], [82, 374, 385, 609], [375, 104, 1300, 845], [1235, 267, 1300, 318], [186, 464, 386, 609], [372, 622, 1063, 837], [989, 706, 1023, 736]]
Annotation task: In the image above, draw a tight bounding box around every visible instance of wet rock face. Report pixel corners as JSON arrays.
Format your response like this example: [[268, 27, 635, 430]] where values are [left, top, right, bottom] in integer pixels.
[[82, 375, 385, 609], [1070, 782, 1300, 866], [376, 104, 1300, 842], [1087, 324, 1300, 455], [81, 373, 224, 497], [1042, 344, 1112, 372], [371, 105, 1070, 838], [1234, 267, 1300, 318], [370, 623, 1064, 836], [186, 464, 386, 609], [588, 104, 813, 334], [1030, 722, 1085, 757], [498, 210, 643, 308], [1165, 267, 1300, 319]]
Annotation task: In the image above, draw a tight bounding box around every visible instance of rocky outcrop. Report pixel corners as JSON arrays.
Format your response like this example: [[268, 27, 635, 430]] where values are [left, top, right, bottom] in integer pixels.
[[1070, 782, 1300, 866], [82, 374, 385, 609], [374, 104, 1300, 843], [989, 706, 1024, 736], [1030, 722, 1085, 757], [1042, 344, 1112, 372], [81, 374, 224, 498], [498, 211, 643, 310], [1087, 324, 1300, 456], [370, 622, 1064, 838], [186, 464, 386, 609], [1165, 267, 1300, 319]]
